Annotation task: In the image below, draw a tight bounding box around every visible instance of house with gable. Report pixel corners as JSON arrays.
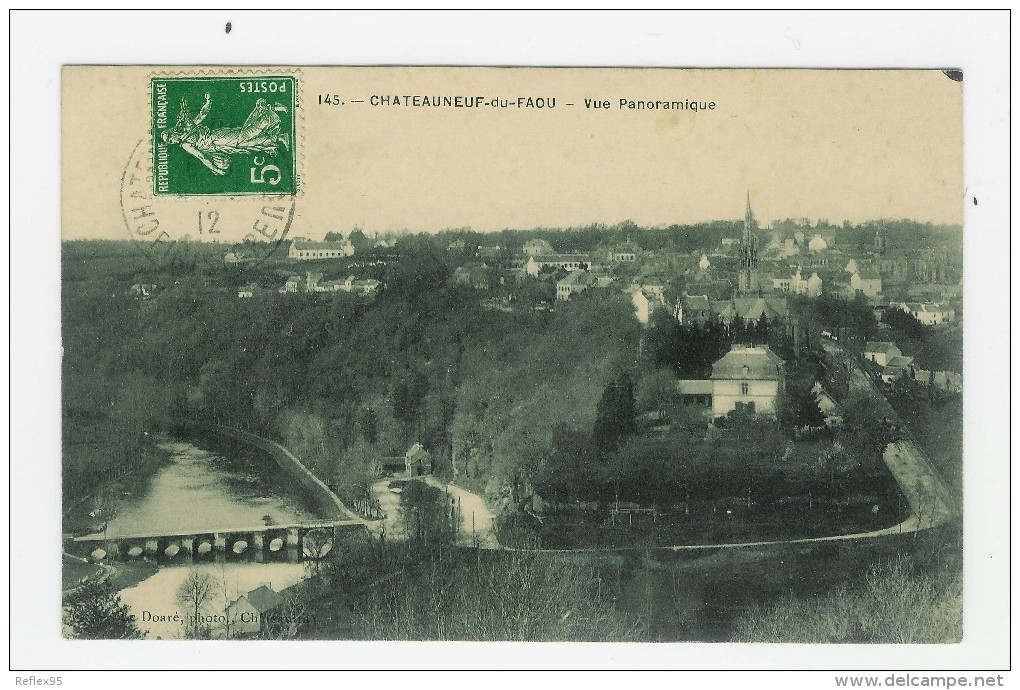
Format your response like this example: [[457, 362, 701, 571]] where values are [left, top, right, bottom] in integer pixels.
[[225, 584, 285, 637], [405, 443, 432, 477], [863, 341, 902, 368], [709, 344, 786, 418]]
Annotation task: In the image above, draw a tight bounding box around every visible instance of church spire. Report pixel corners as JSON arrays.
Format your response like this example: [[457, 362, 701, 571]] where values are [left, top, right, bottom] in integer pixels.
[[739, 191, 760, 294]]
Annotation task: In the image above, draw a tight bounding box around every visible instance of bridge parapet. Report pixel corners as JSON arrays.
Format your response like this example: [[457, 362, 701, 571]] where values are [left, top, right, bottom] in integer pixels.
[[71, 521, 370, 564]]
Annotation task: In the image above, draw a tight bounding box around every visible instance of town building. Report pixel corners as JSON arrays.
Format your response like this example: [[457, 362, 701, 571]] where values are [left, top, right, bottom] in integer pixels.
[[678, 294, 713, 325], [289, 239, 355, 260], [888, 302, 956, 325], [863, 341, 902, 367], [772, 266, 822, 297], [609, 245, 638, 263], [525, 254, 594, 276], [850, 270, 883, 298], [711, 296, 789, 325], [557, 270, 596, 301], [632, 287, 665, 323], [237, 284, 258, 299], [709, 344, 786, 417]]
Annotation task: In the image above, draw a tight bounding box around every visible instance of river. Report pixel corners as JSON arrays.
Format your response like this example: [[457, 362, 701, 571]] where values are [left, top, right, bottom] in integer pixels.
[[104, 439, 323, 536], [106, 439, 323, 639]]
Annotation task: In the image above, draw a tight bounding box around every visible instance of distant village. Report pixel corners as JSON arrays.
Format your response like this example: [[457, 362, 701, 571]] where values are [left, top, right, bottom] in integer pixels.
[[127, 194, 962, 418]]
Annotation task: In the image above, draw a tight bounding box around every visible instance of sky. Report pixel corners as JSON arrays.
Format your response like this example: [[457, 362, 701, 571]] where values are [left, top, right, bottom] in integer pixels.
[[63, 67, 963, 240]]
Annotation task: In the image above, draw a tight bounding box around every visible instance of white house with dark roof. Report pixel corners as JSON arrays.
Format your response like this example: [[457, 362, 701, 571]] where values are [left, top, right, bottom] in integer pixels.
[[289, 239, 355, 260], [710, 345, 786, 417], [525, 254, 594, 277], [863, 341, 902, 367]]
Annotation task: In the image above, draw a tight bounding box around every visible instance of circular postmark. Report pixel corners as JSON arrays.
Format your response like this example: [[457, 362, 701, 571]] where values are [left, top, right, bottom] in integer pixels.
[[120, 138, 296, 272]]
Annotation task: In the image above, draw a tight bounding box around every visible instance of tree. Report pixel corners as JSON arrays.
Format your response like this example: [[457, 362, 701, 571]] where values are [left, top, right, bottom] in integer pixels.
[[302, 529, 334, 575], [392, 372, 429, 443], [635, 369, 679, 420], [177, 569, 215, 639], [591, 373, 636, 454], [360, 407, 379, 444], [64, 580, 146, 639], [780, 384, 826, 431], [839, 390, 900, 472]]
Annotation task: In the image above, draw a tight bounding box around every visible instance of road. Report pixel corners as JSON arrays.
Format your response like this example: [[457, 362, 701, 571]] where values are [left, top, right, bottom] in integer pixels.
[[369, 476, 499, 548], [822, 337, 958, 529], [423, 476, 499, 548]]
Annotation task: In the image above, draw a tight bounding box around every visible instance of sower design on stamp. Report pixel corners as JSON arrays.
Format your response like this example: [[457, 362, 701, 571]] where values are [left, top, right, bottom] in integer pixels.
[[152, 76, 297, 196]]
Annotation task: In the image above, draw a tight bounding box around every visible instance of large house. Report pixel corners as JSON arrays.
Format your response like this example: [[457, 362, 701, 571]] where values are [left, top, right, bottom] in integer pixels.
[[289, 239, 355, 260], [525, 254, 594, 277], [863, 341, 902, 367], [709, 345, 786, 417]]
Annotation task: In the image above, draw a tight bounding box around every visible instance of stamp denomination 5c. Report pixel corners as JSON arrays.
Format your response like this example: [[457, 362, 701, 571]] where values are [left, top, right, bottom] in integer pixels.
[[152, 76, 297, 196]]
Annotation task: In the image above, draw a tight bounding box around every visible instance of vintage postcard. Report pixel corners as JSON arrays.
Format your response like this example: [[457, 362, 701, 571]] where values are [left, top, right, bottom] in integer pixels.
[[61, 66, 965, 646]]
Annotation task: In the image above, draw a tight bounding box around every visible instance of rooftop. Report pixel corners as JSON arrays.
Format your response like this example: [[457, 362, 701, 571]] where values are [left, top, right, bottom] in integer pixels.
[[864, 341, 899, 354], [710, 345, 785, 381], [292, 240, 352, 250], [239, 585, 284, 614]]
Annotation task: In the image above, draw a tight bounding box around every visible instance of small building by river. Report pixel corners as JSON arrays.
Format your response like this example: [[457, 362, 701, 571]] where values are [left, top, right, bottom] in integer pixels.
[[226, 584, 285, 637]]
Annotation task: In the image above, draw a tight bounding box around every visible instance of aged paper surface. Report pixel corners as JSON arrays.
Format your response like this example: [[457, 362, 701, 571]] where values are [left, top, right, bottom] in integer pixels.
[[59, 66, 968, 650]]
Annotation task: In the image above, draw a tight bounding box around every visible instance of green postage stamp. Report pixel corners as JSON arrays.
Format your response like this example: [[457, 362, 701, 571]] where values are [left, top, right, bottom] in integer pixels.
[[151, 76, 297, 196]]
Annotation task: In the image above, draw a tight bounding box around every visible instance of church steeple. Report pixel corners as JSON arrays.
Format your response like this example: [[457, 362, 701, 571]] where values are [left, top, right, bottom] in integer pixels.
[[738, 191, 760, 294]]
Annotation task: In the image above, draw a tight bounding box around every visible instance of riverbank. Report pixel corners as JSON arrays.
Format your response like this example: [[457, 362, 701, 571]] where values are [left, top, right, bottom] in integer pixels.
[[62, 433, 174, 535]]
